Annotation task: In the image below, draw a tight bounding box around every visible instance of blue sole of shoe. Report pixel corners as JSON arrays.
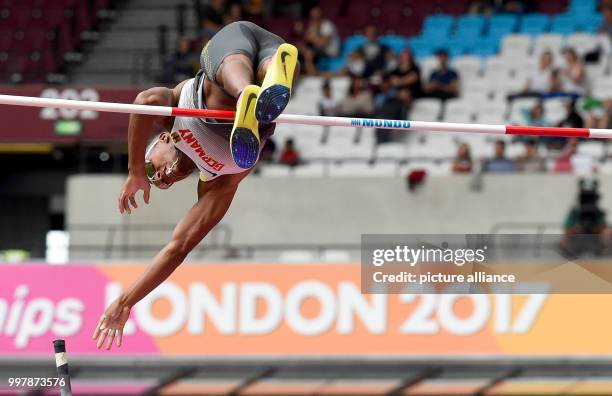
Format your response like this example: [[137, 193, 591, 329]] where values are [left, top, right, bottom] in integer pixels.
[[255, 85, 290, 124], [231, 127, 260, 169]]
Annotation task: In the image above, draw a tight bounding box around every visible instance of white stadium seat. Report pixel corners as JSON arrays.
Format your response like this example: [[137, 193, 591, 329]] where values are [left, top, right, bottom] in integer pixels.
[[566, 33, 598, 56], [410, 98, 442, 121], [293, 162, 326, 177], [533, 34, 564, 58], [461, 78, 492, 104], [501, 34, 531, 59], [375, 142, 408, 159], [260, 164, 292, 177], [452, 56, 482, 80], [443, 98, 475, 123], [279, 250, 316, 262], [328, 162, 396, 177], [577, 142, 605, 159], [475, 101, 508, 124], [542, 97, 568, 125], [420, 56, 439, 81], [508, 97, 539, 124]]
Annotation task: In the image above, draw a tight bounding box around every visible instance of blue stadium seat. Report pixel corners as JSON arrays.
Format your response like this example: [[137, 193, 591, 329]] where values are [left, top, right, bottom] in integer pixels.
[[456, 15, 485, 39], [489, 14, 518, 31], [410, 38, 437, 57], [422, 14, 454, 34], [574, 14, 603, 33], [341, 35, 367, 57], [568, 0, 597, 16], [550, 14, 578, 34], [378, 35, 409, 54], [519, 13, 550, 35], [467, 37, 499, 57]]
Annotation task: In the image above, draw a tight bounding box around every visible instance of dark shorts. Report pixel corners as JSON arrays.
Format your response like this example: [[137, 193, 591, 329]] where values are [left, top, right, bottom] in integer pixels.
[[200, 21, 285, 85]]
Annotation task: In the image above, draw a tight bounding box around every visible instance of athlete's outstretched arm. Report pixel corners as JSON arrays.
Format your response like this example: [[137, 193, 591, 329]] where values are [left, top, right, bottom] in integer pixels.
[[118, 81, 186, 214], [93, 170, 250, 350]]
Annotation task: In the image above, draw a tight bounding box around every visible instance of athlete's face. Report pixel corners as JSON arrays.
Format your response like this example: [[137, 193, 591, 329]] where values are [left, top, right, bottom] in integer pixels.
[[146, 133, 192, 189]]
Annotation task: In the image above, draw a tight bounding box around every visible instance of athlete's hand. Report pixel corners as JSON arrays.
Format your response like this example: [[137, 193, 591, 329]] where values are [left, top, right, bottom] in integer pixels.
[[118, 173, 150, 214], [93, 298, 131, 350]]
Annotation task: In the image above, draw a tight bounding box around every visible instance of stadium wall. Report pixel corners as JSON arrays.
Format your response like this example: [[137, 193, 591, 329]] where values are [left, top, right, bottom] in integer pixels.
[[67, 174, 598, 252]]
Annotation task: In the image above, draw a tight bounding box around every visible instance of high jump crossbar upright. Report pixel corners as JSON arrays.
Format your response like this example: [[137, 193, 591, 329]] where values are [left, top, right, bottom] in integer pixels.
[[0, 93, 610, 139]]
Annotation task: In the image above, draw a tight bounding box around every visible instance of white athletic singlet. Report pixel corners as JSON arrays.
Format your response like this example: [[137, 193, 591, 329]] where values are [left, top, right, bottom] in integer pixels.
[[169, 77, 251, 181]]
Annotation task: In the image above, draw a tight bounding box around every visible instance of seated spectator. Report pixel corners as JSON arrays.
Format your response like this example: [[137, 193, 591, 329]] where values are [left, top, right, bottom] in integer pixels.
[[373, 75, 395, 113], [301, 6, 341, 75], [522, 51, 554, 96], [452, 143, 473, 173], [259, 138, 277, 164], [318, 79, 339, 116], [279, 138, 300, 167], [521, 102, 549, 127], [343, 48, 367, 78], [361, 24, 387, 77], [162, 37, 198, 84], [484, 140, 516, 172], [198, 0, 227, 38], [517, 139, 545, 172], [424, 49, 459, 100], [585, 98, 612, 130], [381, 48, 398, 76], [560, 48, 586, 96], [339, 77, 373, 117], [375, 87, 411, 144], [546, 99, 584, 150], [389, 48, 422, 99], [554, 138, 578, 173]]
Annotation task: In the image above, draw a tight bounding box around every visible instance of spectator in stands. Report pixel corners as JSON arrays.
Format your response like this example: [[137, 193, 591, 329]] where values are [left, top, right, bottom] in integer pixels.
[[521, 102, 549, 127], [373, 75, 395, 113], [381, 48, 399, 76], [339, 77, 373, 117], [361, 25, 387, 77], [162, 36, 198, 84], [585, 98, 612, 130], [522, 51, 554, 96], [318, 79, 339, 116], [484, 140, 516, 172], [279, 138, 300, 167], [598, 6, 612, 43], [517, 139, 545, 173], [375, 87, 411, 144], [259, 138, 277, 164], [560, 48, 586, 96], [554, 138, 578, 173], [452, 143, 473, 173], [424, 49, 459, 100], [223, 3, 243, 25], [389, 49, 422, 99], [542, 99, 583, 150], [198, 0, 227, 38], [343, 48, 367, 78], [300, 6, 341, 75]]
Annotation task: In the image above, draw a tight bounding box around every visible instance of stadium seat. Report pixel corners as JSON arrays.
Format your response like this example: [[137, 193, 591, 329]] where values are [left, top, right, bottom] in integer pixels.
[[566, 33, 598, 56], [475, 102, 508, 124], [452, 55, 482, 80], [509, 97, 539, 124], [467, 37, 499, 57], [293, 162, 326, 177], [542, 97, 568, 125], [461, 78, 492, 104], [500, 34, 531, 59], [519, 14, 550, 35], [278, 250, 316, 262], [375, 143, 408, 160], [421, 14, 454, 38], [533, 34, 564, 57], [488, 14, 518, 38], [591, 77, 612, 98], [329, 162, 395, 177], [577, 141, 605, 159], [410, 98, 442, 122], [443, 98, 475, 123], [550, 14, 578, 35], [259, 165, 292, 177], [455, 15, 485, 41], [419, 56, 439, 80], [321, 249, 352, 262]]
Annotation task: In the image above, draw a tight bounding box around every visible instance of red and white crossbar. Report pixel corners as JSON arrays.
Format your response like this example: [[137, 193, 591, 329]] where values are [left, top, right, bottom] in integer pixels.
[[0, 93, 610, 139]]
